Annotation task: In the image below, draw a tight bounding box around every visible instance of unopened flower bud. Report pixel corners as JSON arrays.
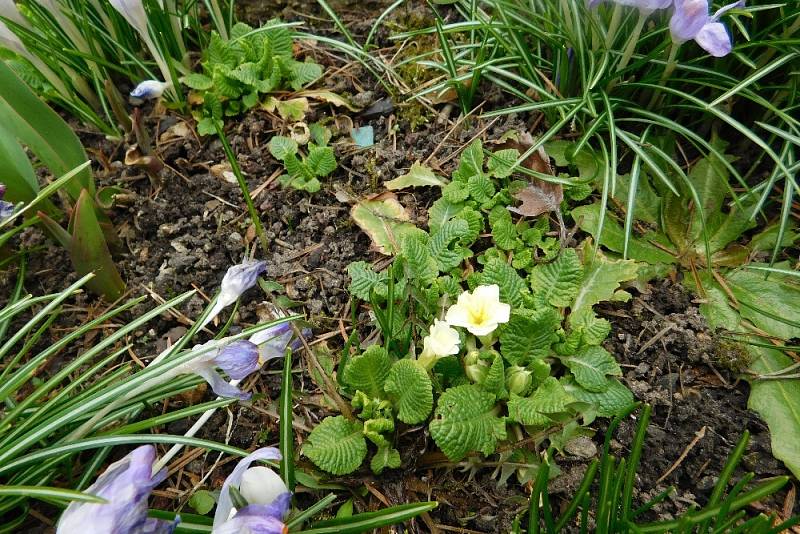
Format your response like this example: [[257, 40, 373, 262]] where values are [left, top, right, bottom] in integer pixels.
[[464, 350, 489, 384], [506, 365, 533, 396]]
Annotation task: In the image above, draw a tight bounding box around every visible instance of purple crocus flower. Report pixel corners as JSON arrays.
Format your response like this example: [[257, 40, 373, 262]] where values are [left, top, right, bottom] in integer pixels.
[[669, 0, 744, 57], [199, 259, 268, 331], [588, 0, 672, 13], [181, 339, 260, 400], [212, 447, 290, 534], [57, 445, 177, 534], [0, 183, 15, 221]]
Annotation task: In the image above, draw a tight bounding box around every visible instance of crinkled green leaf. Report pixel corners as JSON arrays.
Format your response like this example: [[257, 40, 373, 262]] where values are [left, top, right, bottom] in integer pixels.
[[428, 197, 464, 234], [351, 195, 419, 255], [499, 310, 560, 365], [482, 354, 507, 399], [429, 385, 506, 461], [182, 73, 214, 90], [507, 377, 576, 426], [429, 219, 469, 272], [442, 181, 470, 203], [563, 378, 634, 418], [530, 248, 583, 308], [347, 261, 388, 300], [479, 257, 528, 308], [453, 139, 484, 181], [567, 307, 611, 346], [344, 345, 392, 399], [487, 148, 519, 178], [304, 416, 367, 475], [307, 145, 337, 176], [288, 60, 322, 90], [468, 174, 495, 204], [489, 206, 519, 251], [384, 359, 433, 424], [370, 445, 401, 474], [572, 248, 639, 312], [561, 346, 621, 392], [455, 206, 484, 245], [268, 135, 298, 160]]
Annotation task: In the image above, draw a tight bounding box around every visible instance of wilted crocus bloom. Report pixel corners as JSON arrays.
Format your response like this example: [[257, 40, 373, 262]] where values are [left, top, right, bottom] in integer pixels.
[[588, 0, 672, 13], [57, 445, 176, 534], [0, 183, 14, 221], [130, 79, 170, 101], [197, 259, 268, 331], [180, 339, 260, 400], [445, 285, 511, 337], [669, 0, 744, 57], [212, 447, 290, 534]]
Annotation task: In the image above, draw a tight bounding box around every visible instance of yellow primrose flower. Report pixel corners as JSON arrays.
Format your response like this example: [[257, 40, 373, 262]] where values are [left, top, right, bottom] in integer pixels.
[[418, 319, 460, 370], [445, 284, 511, 336]]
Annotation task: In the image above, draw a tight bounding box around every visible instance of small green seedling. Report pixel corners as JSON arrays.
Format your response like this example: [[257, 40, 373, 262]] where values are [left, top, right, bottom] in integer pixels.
[[268, 135, 337, 193]]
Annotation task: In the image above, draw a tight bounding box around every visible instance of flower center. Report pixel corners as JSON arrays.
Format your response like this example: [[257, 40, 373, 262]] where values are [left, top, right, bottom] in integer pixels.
[[468, 305, 489, 326]]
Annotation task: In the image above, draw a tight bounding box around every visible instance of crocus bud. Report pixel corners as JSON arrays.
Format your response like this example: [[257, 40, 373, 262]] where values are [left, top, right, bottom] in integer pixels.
[[0, 183, 13, 220], [130, 79, 170, 101], [239, 466, 289, 507], [506, 365, 533, 396], [219, 260, 267, 308], [464, 350, 489, 385]]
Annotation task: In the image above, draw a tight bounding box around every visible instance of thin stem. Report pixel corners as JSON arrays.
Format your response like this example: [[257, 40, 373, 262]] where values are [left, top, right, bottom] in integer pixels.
[[605, 4, 624, 49], [647, 41, 679, 109]]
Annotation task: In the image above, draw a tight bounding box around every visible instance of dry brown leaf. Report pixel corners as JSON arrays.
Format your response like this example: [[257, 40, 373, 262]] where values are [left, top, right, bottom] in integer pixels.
[[499, 133, 562, 217]]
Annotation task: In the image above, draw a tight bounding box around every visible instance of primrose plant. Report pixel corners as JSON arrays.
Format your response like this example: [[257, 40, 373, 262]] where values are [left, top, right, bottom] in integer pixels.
[[303, 139, 637, 475], [268, 126, 337, 193], [182, 20, 323, 135]]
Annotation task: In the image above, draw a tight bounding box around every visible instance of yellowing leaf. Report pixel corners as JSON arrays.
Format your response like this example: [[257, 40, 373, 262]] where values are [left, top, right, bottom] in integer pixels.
[[385, 161, 446, 190], [262, 96, 309, 121], [351, 193, 419, 255], [296, 89, 362, 111]]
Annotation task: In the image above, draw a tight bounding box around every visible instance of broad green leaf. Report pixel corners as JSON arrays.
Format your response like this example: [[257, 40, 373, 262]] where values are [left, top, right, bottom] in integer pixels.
[[489, 206, 519, 251], [482, 354, 507, 399], [545, 140, 599, 182], [0, 61, 92, 199], [726, 267, 800, 339], [508, 377, 576, 426], [351, 195, 419, 255], [530, 248, 583, 308], [428, 197, 464, 234], [429, 219, 469, 272], [303, 416, 367, 475], [370, 445, 401, 474], [479, 257, 528, 308], [268, 136, 298, 160], [560, 346, 621, 392], [344, 345, 391, 399], [442, 181, 470, 203], [347, 261, 387, 300], [611, 173, 661, 224], [567, 308, 611, 346], [400, 233, 438, 286], [572, 248, 639, 312], [572, 203, 677, 265], [563, 378, 633, 418], [453, 139, 484, 181], [0, 123, 38, 205], [499, 310, 560, 365], [288, 60, 323, 90], [467, 174, 495, 203], [747, 346, 800, 478], [454, 206, 483, 244], [384, 359, 433, 424], [70, 189, 125, 300], [385, 161, 446, 190], [429, 385, 506, 461]]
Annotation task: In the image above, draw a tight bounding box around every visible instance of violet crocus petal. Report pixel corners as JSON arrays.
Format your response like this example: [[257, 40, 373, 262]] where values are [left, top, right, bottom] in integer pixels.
[[695, 21, 733, 56], [212, 507, 287, 534], [214, 340, 260, 380], [130, 79, 169, 100], [0, 200, 14, 220], [193, 366, 252, 401], [249, 322, 292, 347], [218, 260, 267, 308], [212, 448, 282, 529], [57, 445, 170, 534], [669, 0, 710, 43], [258, 330, 294, 362], [258, 492, 292, 521]]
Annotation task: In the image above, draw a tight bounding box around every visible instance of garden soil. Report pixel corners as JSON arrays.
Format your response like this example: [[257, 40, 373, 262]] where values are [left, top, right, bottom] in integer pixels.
[[0, 0, 795, 531]]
